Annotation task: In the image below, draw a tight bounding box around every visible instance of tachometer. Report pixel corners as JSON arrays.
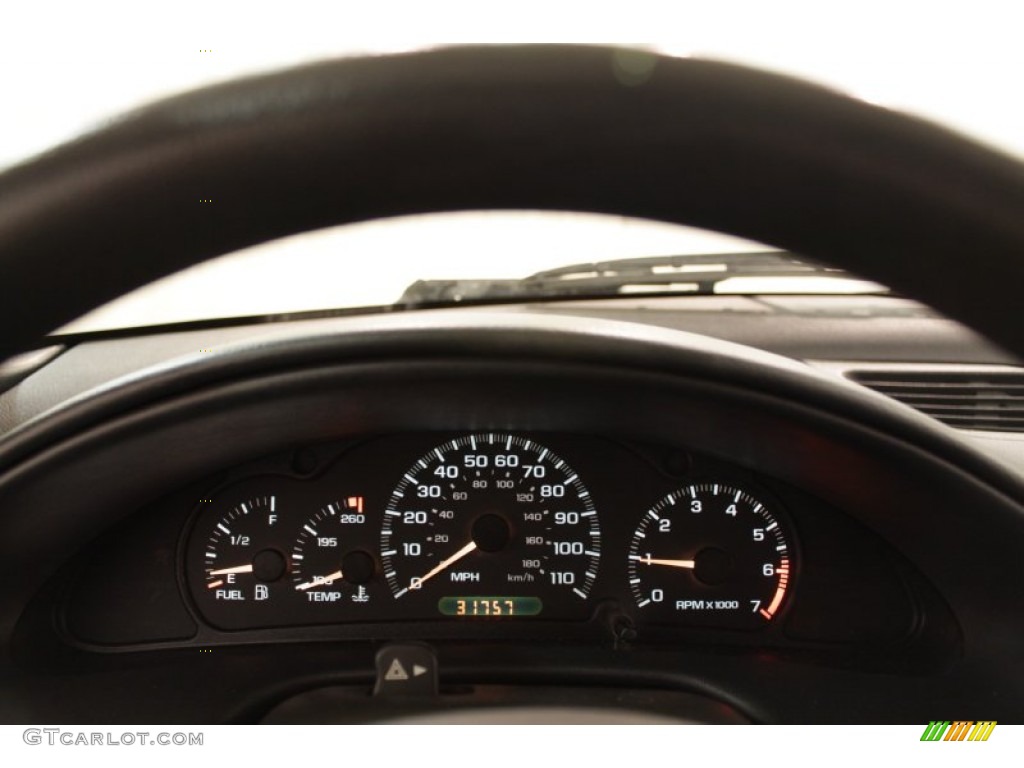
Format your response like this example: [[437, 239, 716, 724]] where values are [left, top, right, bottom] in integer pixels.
[[628, 482, 795, 629], [380, 434, 600, 617]]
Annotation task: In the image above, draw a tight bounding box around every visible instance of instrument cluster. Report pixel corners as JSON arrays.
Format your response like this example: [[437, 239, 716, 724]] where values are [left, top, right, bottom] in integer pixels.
[[185, 432, 799, 633]]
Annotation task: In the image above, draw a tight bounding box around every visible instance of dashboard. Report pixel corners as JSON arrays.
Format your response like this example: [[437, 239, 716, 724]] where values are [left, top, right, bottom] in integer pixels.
[[2, 304, 1021, 723], [61, 429, 945, 667]]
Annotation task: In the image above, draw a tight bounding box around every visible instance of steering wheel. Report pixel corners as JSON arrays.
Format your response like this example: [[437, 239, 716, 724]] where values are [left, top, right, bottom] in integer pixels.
[[2, 44, 1024, 363]]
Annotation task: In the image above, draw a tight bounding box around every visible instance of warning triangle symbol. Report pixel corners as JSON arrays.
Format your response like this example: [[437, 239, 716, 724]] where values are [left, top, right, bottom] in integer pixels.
[[384, 658, 409, 681]]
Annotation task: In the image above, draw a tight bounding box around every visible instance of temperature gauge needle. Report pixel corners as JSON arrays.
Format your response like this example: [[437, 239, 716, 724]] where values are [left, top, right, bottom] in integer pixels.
[[295, 570, 343, 591], [633, 555, 696, 569], [396, 541, 478, 598], [209, 563, 254, 576]]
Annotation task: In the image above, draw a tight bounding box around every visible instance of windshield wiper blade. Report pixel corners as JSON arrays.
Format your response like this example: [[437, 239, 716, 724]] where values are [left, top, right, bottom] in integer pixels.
[[397, 251, 878, 307]]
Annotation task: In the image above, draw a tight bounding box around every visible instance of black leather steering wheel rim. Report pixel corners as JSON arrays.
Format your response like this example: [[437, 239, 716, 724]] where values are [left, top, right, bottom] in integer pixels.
[[2, 44, 1024, 360]]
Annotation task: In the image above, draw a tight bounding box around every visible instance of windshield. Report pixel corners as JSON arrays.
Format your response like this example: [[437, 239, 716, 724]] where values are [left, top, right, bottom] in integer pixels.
[[9, 3, 1020, 333], [55, 214, 886, 334]]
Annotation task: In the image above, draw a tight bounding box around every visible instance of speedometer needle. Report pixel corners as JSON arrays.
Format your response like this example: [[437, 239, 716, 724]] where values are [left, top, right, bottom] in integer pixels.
[[209, 563, 254, 576], [633, 555, 696, 569], [396, 541, 478, 598], [295, 570, 343, 591]]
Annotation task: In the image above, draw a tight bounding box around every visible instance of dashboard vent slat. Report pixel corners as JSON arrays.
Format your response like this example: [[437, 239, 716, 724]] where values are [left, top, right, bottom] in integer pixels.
[[848, 370, 1024, 433]]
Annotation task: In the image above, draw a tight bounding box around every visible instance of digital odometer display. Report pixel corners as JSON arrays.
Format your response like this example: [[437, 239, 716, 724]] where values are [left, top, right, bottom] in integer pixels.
[[380, 433, 601, 618], [438, 596, 543, 617]]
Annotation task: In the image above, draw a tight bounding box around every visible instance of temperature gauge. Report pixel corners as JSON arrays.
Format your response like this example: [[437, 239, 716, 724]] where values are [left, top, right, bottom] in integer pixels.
[[291, 496, 377, 606]]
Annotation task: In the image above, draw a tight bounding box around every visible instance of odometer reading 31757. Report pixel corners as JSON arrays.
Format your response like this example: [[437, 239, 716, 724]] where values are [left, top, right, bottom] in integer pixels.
[[380, 434, 601, 617]]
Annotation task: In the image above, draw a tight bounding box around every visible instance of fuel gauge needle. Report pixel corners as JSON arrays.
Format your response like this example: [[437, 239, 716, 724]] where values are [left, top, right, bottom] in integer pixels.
[[295, 570, 343, 591], [395, 541, 477, 598], [631, 555, 696, 569], [209, 564, 254, 576]]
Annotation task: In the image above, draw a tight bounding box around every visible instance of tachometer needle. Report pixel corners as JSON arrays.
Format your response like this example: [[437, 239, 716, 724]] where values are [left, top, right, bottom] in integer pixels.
[[632, 555, 696, 569], [396, 541, 478, 598], [209, 563, 254, 576], [294, 570, 343, 591]]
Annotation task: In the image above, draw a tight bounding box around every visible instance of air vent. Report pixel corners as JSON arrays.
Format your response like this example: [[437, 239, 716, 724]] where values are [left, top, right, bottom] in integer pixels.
[[849, 370, 1024, 433]]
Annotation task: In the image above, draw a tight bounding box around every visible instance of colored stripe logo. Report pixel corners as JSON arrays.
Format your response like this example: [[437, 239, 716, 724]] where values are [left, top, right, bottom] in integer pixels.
[[920, 721, 996, 741]]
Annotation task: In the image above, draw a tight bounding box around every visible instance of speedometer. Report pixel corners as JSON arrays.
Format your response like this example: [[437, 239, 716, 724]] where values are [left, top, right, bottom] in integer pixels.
[[380, 434, 600, 618]]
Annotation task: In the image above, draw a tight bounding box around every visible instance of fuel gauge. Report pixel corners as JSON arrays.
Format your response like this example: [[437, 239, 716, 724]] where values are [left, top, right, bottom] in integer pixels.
[[187, 493, 292, 629]]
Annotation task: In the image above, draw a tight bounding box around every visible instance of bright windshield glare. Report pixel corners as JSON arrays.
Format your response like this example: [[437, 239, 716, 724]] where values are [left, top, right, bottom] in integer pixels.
[[6, 1, 1021, 333], [59, 213, 888, 333]]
